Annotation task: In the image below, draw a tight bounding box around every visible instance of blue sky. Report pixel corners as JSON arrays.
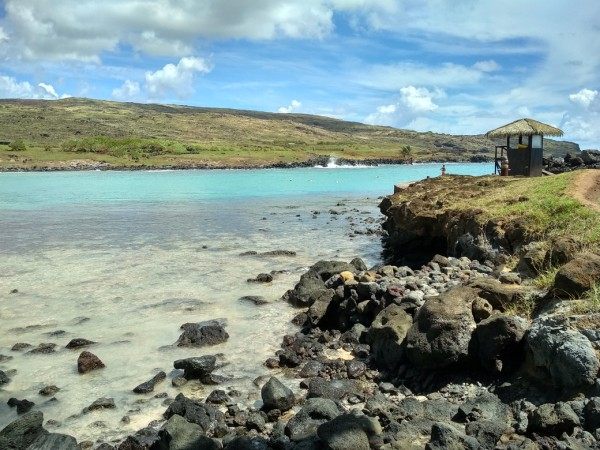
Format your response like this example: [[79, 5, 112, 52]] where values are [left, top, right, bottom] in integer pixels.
[[1, 0, 599, 149]]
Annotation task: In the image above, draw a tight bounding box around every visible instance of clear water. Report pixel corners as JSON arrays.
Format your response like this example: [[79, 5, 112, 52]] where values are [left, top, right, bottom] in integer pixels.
[[0, 162, 492, 444]]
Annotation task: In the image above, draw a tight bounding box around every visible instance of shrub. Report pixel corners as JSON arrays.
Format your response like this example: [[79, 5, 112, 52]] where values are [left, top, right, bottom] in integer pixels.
[[8, 140, 26, 151]]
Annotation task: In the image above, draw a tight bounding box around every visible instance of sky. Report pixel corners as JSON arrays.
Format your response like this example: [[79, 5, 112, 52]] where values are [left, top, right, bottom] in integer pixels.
[[0, 0, 599, 149]]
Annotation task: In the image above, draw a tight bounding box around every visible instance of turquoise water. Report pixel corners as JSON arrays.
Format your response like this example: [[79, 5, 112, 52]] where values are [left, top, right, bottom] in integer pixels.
[[0, 163, 492, 209], [0, 163, 492, 443]]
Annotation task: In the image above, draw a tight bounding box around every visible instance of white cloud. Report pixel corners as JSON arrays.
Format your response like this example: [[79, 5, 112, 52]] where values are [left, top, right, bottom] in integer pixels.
[[278, 99, 302, 113], [145, 56, 212, 100], [365, 86, 444, 126], [112, 80, 141, 101], [569, 88, 599, 110], [0, 74, 68, 99], [400, 86, 440, 112], [38, 82, 58, 98], [473, 60, 501, 72]]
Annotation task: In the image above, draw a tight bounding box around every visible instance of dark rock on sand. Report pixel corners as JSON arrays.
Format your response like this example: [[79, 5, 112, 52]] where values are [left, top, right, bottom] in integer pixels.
[[175, 320, 229, 347], [65, 338, 96, 349], [7, 398, 35, 414], [174, 355, 216, 381], [261, 377, 295, 412], [77, 351, 105, 374], [133, 371, 166, 394], [0, 411, 48, 449]]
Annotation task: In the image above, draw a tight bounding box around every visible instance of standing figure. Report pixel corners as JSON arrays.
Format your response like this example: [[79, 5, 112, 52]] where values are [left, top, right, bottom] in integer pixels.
[[441, 164, 446, 176]]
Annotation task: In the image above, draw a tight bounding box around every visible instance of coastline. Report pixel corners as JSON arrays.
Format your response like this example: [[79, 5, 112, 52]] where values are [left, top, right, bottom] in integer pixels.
[[0, 155, 491, 173]]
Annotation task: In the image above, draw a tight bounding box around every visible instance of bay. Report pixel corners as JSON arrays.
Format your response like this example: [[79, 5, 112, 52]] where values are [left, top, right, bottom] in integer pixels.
[[0, 162, 492, 443]]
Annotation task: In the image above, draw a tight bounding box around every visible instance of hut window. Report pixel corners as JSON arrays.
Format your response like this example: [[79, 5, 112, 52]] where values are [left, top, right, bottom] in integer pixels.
[[532, 135, 542, 148]]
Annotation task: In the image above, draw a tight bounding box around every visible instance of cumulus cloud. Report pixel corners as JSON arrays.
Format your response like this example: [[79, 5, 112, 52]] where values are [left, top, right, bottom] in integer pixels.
[[400, 86, 440, 112], [569, 88, 599, 110], [0, 74, 68, 99], [0, 0, 341, 62], [145, 57, 212, 100], [112, 80, 141, 101], [365, 86, 444, 126], [278, 99, 302, 113]]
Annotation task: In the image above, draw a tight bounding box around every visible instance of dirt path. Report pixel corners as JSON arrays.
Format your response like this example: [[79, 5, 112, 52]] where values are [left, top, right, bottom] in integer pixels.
[[570, 169, 600, 212]]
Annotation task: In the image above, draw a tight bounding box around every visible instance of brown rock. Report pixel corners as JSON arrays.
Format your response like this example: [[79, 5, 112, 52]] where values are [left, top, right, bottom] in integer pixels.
[[77, 351, 105, 374], [553, 253, 600, 298]]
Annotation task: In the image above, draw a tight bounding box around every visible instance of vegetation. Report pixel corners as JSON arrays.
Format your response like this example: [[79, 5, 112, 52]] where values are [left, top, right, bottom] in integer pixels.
[[0, 97, 580, 170]]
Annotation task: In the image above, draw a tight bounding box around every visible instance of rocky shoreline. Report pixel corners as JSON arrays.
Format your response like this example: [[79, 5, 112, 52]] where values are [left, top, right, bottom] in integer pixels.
[[0, 155, 491, 173], [3, 174, 600, 450]]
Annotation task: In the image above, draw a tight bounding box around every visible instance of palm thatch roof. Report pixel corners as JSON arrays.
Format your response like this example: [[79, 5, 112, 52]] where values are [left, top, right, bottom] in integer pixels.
[[485, 118, 564, 138]]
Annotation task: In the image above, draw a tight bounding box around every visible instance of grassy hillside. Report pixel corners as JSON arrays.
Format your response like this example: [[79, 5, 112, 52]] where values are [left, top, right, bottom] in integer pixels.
[[0, 97, 580, 169]]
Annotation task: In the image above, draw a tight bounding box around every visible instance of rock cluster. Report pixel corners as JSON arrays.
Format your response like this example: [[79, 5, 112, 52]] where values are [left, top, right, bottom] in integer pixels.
[[3, 220, 600, 448], [545, 150, 600, 173]]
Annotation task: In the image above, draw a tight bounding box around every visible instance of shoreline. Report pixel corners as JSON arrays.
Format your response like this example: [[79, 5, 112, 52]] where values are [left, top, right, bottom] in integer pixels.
[[0, 156, 491, 173]]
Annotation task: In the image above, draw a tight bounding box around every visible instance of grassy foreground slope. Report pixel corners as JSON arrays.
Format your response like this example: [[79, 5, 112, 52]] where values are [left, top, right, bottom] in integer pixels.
[[0, 98, 579, 170]]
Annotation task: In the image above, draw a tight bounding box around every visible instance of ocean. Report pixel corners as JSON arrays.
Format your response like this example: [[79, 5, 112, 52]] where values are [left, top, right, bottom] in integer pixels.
[[0, 162, 492, 444]]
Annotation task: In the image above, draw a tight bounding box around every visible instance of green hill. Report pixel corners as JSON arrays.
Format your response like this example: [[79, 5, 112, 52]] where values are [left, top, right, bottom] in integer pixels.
[[0, 97, 580, 170]]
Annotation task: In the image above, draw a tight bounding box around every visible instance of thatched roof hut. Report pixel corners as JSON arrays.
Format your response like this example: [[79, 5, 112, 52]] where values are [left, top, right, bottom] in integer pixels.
[[485, 118, 563, 138], [486, 118, 564, 177]]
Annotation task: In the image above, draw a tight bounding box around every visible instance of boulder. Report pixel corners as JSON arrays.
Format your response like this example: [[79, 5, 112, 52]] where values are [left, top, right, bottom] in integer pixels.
[[173, 355, 217, 381], [155, 414, 218, 450], [472, 314, 528, 373], [471, 297, 493, 322], [425, 422, 480, 450], [527, 402, 580, 436], [307, 378, 360, 401], [465, 420, 508, 449], [553, 253, 600, 297], [0, 411, 47, 449], [526, 317, 600, 389], [469, 278, 531, 311], [306, 289, 335, 327], [133, 371, 166, 394], [317, 413, 381, 450], [26, 433, 80, 450], [175, 320, 229, 347], [163, 393, 224, 434], [0, 370, 10, 385], [406, 287, 478, 369], [285, 398, 340, 441], [261, 377, 295, 412], [456, 393, 514, 424], [583, 397, 600, 432], [77, 351, 105, 374], [7, 398, 35, 415], [367, 304, 413, 370], [517, 243, 548, 278]]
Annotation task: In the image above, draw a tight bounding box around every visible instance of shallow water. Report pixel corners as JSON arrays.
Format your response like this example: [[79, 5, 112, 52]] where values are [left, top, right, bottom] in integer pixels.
[[0, 163, 492, 444]]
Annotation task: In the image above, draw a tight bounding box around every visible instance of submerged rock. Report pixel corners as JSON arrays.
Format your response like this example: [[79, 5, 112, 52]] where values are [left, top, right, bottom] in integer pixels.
[[65, 338, 96, 349], [175, 320, 229, 347], [77, 351, 105, 374], [133, 371, 167, 394]]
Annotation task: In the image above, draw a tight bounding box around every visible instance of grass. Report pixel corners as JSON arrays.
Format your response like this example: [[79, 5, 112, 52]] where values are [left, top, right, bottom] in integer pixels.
[[571, 283, 600, 314]]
